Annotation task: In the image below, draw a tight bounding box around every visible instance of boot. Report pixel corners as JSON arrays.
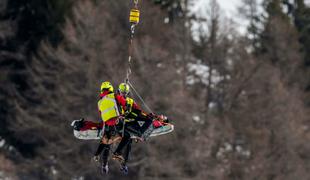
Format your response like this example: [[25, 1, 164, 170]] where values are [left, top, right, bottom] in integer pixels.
[[101, 163, 109, 174], [112, 152, 125, 163], [120, 163, 129, 175]]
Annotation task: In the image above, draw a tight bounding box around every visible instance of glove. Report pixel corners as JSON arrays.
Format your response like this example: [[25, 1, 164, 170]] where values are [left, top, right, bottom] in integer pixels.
[[158, 115, 169, 123], [117, 116, 125, 124], [147, 113, 156, 119], [164, 117, 170, 123], [93, 155, 100, 162]]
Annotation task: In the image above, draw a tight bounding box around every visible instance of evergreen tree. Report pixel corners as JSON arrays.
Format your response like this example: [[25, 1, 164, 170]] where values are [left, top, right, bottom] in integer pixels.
[[293, 0, 310, 105], [260, 0, 302, 81]]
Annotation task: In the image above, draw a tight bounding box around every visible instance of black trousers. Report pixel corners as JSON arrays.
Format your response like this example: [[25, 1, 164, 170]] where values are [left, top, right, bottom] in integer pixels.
[[125, 115, 153, 137], [94, 124, 119, 166], [94, 143, 111, 166], [114, 131, 130, 155], [94, 115, 152, 165]]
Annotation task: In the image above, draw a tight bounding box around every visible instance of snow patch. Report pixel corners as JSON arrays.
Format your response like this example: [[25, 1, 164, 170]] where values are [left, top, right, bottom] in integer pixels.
[[164, 17, 169, 24], [176, 68, 182, 74], [216, 142, 233, 159], [208, 102, 216, 109], [0, 139, 5, 148], [156, 63, 163, 68], [224, 142, 233, 152], [0, 171, 11, 180], [192, 115, 201, 122], [216, 142, 251, 159], [186, 62, 222, 86], [302, 125, 308, 131], [235, 145, 251, 158], [51, 166, 58, 176], [72, 176, 85, 180]]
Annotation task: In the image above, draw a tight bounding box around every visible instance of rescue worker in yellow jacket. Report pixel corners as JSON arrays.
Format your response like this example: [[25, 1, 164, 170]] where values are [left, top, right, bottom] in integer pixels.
[[93, 82, 153, 174], [93, 81, 128, 174]]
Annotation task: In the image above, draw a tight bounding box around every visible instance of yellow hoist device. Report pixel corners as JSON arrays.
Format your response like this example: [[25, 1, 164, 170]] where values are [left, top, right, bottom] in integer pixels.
[[129, 8, 140, 24]]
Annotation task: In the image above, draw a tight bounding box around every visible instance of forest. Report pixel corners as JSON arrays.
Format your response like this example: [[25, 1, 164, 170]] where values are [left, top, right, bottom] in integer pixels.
[[0, 0, 310, 179]]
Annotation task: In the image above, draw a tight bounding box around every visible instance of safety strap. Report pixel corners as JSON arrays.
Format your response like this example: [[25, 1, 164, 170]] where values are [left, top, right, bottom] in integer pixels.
[[100, 122, 105, 138], [121, 117, 126, 137]]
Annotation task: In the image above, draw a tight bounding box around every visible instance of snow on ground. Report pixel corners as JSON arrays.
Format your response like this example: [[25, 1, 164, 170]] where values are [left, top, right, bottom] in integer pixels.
[[0, 138, 5, 148], [186, 61, 222, 86], [72, 176, 85, 180], [0, 170, 12, 180], [216, 142, 251, 159], [192, 115, 201, 123]]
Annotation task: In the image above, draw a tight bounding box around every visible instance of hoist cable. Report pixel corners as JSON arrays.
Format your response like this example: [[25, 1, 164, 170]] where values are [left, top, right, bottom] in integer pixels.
[[127, 81, 154, 114], [126, 0, 140, 83], [124, 1, 154, 114]]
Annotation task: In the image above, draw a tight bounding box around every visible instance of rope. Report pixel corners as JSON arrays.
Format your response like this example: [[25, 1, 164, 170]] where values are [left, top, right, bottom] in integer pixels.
[[126, 26, 134, 83], [127, 81, 154, 114], [134, 0, 139, 8]]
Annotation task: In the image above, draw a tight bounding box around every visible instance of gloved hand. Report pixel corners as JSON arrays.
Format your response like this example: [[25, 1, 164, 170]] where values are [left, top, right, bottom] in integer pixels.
[[158, 115, 169, 123], [93, 155, 100, 162], [147, 113, 156, 119], [164, 117, 170, 123], [117, 116, 125, 124]]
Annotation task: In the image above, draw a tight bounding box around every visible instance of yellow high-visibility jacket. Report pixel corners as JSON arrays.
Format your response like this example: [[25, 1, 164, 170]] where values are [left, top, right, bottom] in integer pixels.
[[98, 93, 120, 122]]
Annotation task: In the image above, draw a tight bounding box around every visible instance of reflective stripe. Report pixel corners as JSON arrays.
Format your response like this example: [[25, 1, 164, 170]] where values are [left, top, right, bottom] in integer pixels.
[[130, 112, 138, 117], [101, 97, 120, 115], [102, 107, 117, 114]]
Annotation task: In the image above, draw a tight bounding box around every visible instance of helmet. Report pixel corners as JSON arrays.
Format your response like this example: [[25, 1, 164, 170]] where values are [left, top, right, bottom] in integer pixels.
[[100, 81, 114, 93], [118, 83, 130, 96]]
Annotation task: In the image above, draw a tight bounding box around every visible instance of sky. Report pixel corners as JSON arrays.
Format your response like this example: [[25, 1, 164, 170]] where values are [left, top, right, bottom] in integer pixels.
[[192, 0, 310, 19], [189, 0, 252, 37], [192, 0, 244, 17], [190, 0, 262, 35]]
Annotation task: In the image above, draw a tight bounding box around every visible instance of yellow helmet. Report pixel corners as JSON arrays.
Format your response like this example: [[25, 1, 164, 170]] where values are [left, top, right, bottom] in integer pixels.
[[118, 83, 130, 95], [100, 81, 114, 93]]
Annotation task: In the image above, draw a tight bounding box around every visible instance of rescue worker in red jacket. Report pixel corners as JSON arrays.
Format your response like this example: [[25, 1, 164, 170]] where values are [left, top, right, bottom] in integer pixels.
[[93, 82, 154, 174], [93, 81, 128, 174]]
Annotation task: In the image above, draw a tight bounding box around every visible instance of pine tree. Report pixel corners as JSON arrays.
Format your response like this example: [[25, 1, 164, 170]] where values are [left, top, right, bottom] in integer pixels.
[[259, 0, 302, 82], [293, 0, 310, 105], [239, 0, 264, 53]]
